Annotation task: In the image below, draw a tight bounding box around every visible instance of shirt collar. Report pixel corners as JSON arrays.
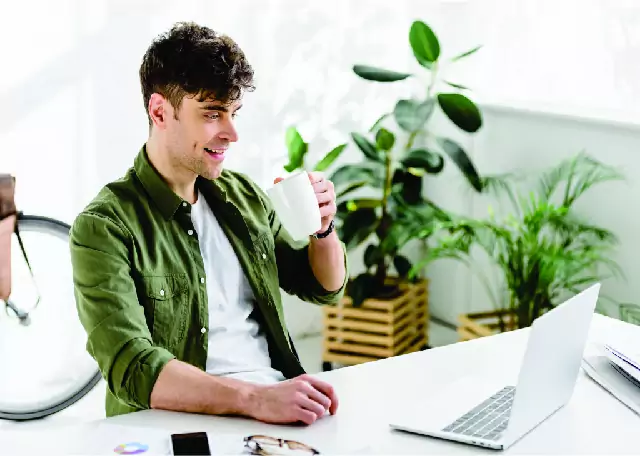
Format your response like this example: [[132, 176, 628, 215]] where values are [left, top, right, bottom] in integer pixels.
[[134, 145, 228, 220]]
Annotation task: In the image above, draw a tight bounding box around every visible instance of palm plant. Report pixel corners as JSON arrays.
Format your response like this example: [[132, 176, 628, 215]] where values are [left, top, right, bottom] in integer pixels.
[[406, 153, 632, 329]]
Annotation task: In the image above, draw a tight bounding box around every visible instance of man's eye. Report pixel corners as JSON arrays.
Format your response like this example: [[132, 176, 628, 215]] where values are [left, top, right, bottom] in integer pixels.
[[206, 113, 220, 120]]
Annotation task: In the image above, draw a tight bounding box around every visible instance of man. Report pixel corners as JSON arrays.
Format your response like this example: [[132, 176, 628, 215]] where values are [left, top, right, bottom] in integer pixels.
[[69, 21, 348, 425]]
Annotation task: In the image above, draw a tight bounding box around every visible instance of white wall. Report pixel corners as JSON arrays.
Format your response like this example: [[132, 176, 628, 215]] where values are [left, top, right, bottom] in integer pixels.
[[2, 0, 640, 337]]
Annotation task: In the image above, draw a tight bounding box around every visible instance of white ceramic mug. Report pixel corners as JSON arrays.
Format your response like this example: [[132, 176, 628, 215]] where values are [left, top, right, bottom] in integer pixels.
[[266, 171, 321, 241]]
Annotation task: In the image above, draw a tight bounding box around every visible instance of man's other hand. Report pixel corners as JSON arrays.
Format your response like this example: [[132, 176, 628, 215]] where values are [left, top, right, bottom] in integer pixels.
[[248, 374, 339, 425]]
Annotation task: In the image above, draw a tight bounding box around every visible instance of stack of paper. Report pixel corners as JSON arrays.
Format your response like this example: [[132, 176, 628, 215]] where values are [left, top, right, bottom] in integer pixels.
[[603, 344, 640, 387], [582, 343, 640, 416]]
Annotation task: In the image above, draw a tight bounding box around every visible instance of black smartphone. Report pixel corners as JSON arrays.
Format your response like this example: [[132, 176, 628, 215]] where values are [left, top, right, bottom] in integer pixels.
[[171, 431, 211, 456]]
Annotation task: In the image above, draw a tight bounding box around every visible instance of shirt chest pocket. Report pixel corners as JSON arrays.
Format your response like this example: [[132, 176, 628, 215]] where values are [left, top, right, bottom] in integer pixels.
[[141, 274, 189, 351]]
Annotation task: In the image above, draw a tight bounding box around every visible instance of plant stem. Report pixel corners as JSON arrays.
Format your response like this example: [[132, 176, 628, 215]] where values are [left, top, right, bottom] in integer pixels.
[[375, 151, 394, 284], [381, 151, 393, 219], [406, 131, 418, 151]]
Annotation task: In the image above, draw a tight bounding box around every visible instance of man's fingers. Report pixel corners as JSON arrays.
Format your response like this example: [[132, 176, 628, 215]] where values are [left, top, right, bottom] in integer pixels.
[[312, 180, 329, 194], [296, 393, 326, 419], [319, 203, 336, 218], [301, 382, 332, 411], [307, 171, 324, 184], [316, 191, 333, 204], [301, 375, 339, 414], [295, 407, 318, 425]]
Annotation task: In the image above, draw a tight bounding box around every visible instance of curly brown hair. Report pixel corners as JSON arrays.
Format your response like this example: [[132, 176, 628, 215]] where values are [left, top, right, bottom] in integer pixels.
[[139, 21, 255, 125]]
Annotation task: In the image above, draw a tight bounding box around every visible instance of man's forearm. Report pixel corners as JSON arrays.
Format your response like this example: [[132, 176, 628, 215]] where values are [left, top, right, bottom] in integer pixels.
[[149, 359, 255, 416], [308, 231, 346, 292]]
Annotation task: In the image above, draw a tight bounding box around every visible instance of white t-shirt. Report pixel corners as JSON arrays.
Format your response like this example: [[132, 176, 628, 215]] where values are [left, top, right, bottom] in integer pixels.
[[190, 192, 285, 384]]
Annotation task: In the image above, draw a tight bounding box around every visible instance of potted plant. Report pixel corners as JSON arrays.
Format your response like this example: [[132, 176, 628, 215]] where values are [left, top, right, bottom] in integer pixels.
[[406, 152, 633, 338], [283, 20, 486, 367], [327, 20, 484, 307]]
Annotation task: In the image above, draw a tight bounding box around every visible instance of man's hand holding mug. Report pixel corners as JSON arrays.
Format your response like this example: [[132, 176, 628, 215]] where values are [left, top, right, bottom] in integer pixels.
[[272, 172, 336, 236]]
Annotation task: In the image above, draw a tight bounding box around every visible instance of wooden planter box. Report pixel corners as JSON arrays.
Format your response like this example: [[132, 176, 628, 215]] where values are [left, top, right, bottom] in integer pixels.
[[457, 310, 517, 341], [322, 279, 429, 369]]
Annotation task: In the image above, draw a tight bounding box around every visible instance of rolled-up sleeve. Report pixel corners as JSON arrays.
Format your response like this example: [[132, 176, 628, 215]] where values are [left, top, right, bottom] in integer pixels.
[[264, 197, 349, 305], [69, 211, 175, 410]]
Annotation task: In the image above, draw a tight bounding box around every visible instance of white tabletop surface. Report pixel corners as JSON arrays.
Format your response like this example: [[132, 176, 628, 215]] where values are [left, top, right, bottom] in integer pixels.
[[92, 313, 640, 454]]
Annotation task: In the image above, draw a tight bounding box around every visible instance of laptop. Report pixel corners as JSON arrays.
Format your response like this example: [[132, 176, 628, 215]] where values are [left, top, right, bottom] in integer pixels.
[[389, 283, 600, 450]]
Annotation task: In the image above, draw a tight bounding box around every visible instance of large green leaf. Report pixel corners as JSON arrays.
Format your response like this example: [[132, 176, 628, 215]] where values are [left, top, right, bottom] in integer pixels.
[[401, 149, 445, 174], [330, 163, 381, 189], [393, 255, 412, 278], [314, 143, 347, 172], [284, 126, 308, 171], [394, 99, 435, 132], [409, 20, 440, 67], [364, 244, 383, 269], [352, 132, 384, 162], [380, 221, 416, 254], [451, 45, 482, 62], [437, 93, 482, 133], [353, 65, 412, 82], [437, 138, 483, 192], [336, 181, 368, 199], [392, 168, 423, 205], [339, 208, 379, 249], [375, 128, 395, 151], [348, 272, 377, 307]]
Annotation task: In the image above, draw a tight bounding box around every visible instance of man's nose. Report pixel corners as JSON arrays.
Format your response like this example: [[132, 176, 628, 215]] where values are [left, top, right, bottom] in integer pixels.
[[218, 120, 238, 142]]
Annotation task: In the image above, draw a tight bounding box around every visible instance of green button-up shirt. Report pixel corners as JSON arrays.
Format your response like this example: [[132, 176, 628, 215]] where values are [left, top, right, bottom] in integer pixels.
[[69, 146, 347, 418]]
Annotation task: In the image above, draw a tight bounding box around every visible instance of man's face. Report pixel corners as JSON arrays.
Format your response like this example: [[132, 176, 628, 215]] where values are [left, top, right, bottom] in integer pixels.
[[159, 94, 241, 180]]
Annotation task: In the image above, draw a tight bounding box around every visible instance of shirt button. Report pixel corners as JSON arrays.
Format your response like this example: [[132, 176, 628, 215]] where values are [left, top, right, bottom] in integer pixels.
[[182, 202, 187, 207], [188, 229, 194, 235], [201, 327, 206, 334], [200, 277, 205, 284], [159, 289, 165, 296], [262, 253, 267, 260]]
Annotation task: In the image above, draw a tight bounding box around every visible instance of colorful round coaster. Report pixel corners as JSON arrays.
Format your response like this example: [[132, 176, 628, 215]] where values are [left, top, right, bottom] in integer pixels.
[[113, 442, 149, 455]]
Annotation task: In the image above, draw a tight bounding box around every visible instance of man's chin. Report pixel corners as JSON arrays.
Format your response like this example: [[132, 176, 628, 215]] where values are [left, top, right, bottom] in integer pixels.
[[200, 166, 223, 180]]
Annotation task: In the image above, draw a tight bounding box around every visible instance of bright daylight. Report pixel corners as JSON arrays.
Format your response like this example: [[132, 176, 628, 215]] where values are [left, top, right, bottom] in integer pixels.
[[1, 0, 640, 454]]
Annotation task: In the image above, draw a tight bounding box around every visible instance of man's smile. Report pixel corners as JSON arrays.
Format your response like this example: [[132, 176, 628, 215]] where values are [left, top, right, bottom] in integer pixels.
[[204, 147, 226, 161]]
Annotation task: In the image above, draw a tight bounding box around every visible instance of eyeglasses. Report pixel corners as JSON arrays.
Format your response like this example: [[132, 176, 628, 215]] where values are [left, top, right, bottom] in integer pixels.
[[244, 435, 320, 455]]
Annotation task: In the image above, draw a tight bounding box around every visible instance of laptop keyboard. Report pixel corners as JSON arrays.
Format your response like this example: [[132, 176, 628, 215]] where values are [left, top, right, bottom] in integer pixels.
[[441, 386, 514, 441]]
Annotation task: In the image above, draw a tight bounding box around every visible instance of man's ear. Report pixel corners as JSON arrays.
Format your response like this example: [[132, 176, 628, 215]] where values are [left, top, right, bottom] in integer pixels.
[[148, 93, 167, 129]]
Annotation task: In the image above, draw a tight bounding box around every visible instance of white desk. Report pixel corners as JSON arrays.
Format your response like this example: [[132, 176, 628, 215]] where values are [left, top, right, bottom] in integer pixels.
[[99, 314, 640, 454]]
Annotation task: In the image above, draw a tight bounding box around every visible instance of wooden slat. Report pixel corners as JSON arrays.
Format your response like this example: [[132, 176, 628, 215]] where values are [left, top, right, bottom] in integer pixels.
[[323, 306, 392, 323], [458, 327, 481, 341], [325, 329, 392, 346], [458, 314, 494, 338], [323, 341, 393, 358], [324, 318, 392, 335], [392, 296, 414, 320], [394, 328, 418, 354], [457, 309, 517, 341], [408, 335, 427, 353], [393, 314, 426, 345], [339, 295, 395, 311], [321, 352, 378, 365], [393, 304, 427, 335]]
